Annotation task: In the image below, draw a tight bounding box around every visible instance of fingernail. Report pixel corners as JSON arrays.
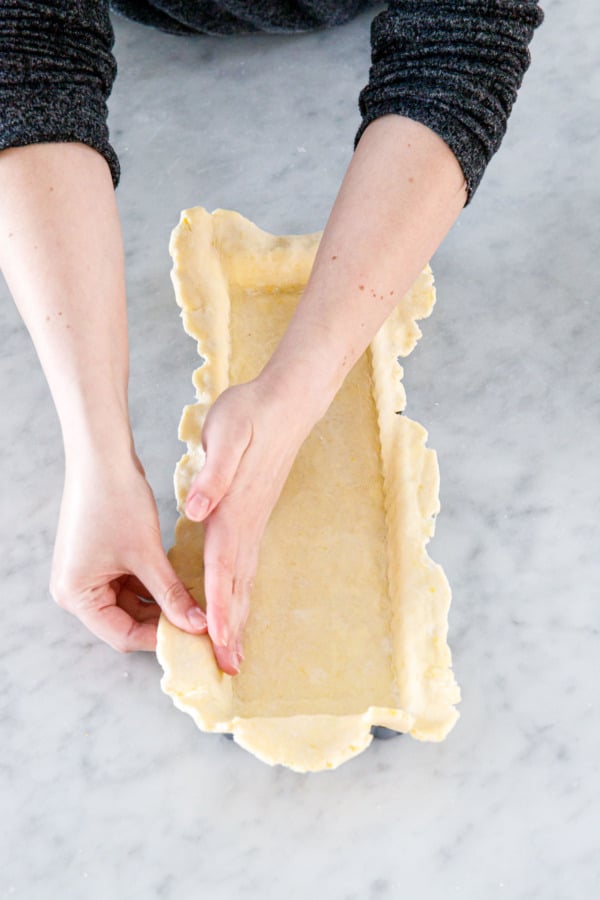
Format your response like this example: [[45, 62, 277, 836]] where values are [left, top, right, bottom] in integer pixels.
[[187, 606, 207, 631], [186, 492, 209, 520]]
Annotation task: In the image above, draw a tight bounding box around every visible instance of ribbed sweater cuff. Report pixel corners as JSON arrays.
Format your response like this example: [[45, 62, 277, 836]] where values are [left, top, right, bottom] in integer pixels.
[[0, 84, 120, 186], [0, 0, 120, 186], [356, 0, 544, 204]]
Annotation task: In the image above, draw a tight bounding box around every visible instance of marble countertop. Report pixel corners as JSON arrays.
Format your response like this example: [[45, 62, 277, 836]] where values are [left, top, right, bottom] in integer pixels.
[[1, 2, 598, 897]]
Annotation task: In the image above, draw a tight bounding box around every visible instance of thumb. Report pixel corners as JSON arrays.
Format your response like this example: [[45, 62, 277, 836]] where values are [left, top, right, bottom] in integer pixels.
[[185, 413, 252, 521], [140, 552, 207, 635]]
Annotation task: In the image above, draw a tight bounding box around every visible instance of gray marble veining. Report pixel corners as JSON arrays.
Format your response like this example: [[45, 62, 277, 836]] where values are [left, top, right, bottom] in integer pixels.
[[1, 1, 599, 897]]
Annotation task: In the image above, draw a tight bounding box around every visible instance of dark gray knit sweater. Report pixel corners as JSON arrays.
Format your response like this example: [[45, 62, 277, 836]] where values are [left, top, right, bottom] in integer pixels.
[[0, 1, 543, 202]]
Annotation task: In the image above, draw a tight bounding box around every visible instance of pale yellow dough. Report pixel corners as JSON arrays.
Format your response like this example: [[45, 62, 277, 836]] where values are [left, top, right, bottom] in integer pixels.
[[156, 208, 460, 771]]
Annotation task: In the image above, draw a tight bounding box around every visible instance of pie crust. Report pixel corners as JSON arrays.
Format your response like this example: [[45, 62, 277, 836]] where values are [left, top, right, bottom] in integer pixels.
[[156, 208, 460, 771]]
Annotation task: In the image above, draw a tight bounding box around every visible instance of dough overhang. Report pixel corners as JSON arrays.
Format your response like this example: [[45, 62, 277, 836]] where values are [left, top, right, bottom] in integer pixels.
[[156, 207, 460, 772]]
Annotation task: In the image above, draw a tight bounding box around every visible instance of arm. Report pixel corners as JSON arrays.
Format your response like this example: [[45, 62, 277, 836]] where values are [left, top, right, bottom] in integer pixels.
[[0, 142, 207, 649], [0, 4, 207, 647], [186, 0, 545, 674], [185, 115, 466, 674]]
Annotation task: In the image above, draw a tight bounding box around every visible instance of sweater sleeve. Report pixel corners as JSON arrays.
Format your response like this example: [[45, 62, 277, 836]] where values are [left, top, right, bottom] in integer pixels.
[[356, 0, 544, 203], [0, 0, 120, 186]]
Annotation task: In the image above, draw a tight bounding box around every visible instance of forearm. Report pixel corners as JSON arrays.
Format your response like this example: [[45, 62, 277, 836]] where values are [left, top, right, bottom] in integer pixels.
[[0, 143, 132, 464], [260, 115, 467, 416]]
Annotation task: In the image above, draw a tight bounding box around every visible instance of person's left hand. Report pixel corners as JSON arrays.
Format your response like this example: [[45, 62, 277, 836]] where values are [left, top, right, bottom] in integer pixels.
[[184, 377, 320, 675]]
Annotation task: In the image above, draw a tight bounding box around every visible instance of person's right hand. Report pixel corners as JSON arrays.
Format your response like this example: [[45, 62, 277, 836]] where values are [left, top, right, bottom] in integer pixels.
[[50, 449, 207, 652]]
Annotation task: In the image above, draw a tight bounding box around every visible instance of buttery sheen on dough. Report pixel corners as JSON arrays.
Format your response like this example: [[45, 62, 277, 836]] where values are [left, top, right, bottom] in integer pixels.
[[156, 208, 460, 771]]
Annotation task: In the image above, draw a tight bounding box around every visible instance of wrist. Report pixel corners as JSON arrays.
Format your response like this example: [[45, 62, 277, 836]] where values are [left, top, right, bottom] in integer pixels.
[[61, 401, 136, 472], [256, 346, 340, 429]]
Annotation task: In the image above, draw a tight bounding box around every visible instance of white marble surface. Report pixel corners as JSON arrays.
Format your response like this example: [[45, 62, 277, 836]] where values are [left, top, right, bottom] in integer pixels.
[[1, 2, 599, 897]]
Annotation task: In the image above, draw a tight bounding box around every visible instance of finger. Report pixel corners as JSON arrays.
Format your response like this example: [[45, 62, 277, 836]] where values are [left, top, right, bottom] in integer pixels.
[[185, 414, 252, 522], [213, 643, 240, 677], [140, 553, 208, 635], [203, 515, 240, 673], [229, 543, 259, 662], [76, 588, 158, 652]]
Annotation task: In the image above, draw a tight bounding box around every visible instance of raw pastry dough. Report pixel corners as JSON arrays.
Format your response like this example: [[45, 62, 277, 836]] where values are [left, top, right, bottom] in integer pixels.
[[156, 208, 460, 771]]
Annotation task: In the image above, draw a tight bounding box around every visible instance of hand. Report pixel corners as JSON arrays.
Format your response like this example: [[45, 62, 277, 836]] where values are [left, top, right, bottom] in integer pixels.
[[50, 450, 208, 652], [185, 377, 319, 675]]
